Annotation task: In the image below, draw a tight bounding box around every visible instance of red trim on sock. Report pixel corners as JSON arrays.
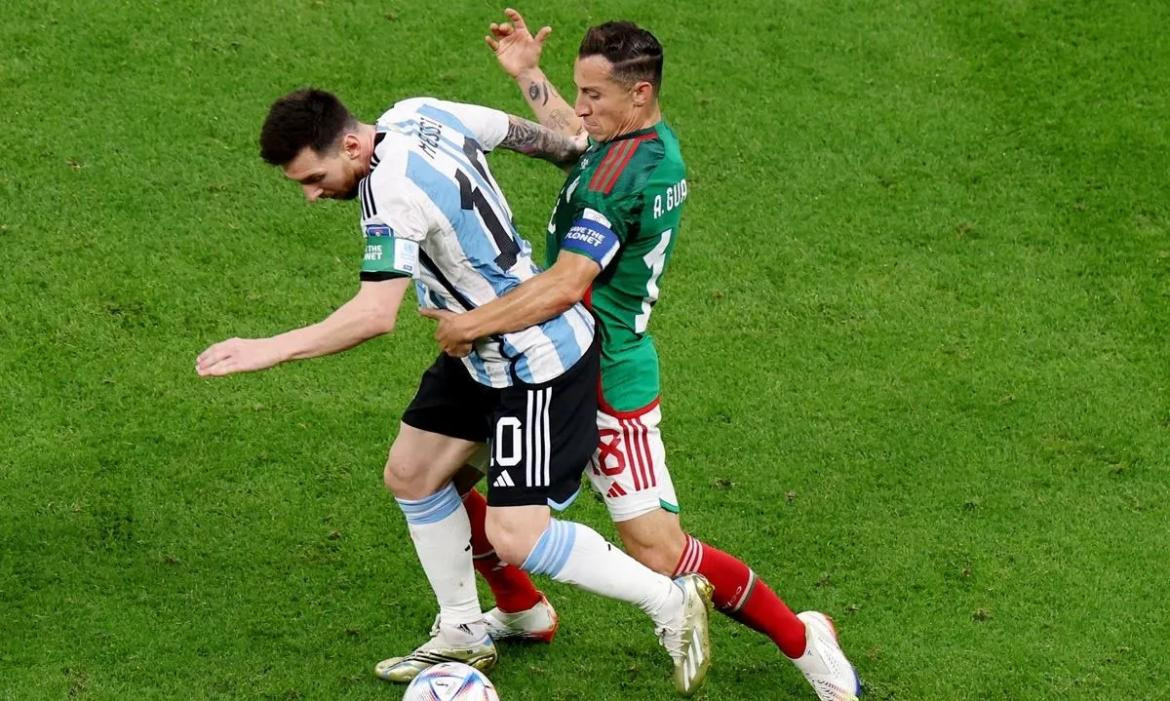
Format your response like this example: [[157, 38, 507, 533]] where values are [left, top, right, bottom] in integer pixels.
[[462, 489, 541, 613], [675, 536, 807, 658]]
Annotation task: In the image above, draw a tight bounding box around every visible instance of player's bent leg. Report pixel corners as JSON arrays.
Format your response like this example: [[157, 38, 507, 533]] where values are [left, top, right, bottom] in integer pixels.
[[500, 511, 713, 696], [376, 425, 497, 683], [459, 485, 549, 638], [591, 403, 814, 662]]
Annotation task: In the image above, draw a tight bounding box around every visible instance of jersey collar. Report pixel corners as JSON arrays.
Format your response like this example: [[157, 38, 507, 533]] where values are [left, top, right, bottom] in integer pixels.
[[593, 121, 661, 146]]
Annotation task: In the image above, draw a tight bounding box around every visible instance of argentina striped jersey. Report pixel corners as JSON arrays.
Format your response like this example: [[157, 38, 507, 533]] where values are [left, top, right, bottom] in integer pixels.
[[358, 97, 595, 388]]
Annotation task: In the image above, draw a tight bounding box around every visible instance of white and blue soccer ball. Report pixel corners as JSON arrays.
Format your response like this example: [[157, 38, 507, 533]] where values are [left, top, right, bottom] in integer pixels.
[[401, 662, 500, 701]]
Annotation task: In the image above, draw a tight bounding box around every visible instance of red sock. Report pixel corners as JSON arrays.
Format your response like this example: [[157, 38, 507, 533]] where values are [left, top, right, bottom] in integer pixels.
[[462, 489, 542, 613], [674, 534, 807, 658]]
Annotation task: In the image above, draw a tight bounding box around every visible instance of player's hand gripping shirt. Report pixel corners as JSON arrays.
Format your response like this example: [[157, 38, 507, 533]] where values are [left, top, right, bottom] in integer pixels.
[[547, 123, 688, 411], [358, 97, 595, 388]]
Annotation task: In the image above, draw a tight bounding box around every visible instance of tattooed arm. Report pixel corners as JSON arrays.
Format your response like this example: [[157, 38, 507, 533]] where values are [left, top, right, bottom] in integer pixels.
[[497, 115, 586, 169], [514, 69, 583, 138], [485, 9, 584, 137]]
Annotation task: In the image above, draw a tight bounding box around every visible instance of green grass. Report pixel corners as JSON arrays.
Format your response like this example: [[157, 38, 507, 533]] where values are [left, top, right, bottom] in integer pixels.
[[3, 1, 1170, 699]]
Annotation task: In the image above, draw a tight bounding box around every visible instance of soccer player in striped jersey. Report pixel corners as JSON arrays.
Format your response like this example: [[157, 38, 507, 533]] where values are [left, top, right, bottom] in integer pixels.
[[424, 12, 861, 701], [195, 89, 713, 696]]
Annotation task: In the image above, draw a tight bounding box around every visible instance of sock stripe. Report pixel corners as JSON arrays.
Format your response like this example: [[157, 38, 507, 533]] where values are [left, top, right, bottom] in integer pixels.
[[396, 482, 461, 525], [687, 536, 704, 572], [521, 519, 577, 577], [728, 569, 758, 612], [673, 535, 703, 576]]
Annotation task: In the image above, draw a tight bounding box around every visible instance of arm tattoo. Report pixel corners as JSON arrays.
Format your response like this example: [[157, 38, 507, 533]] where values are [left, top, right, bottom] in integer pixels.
[[544, 109, 571, 132], [526, 80, 551, 106], [500, 116, 582, 165]]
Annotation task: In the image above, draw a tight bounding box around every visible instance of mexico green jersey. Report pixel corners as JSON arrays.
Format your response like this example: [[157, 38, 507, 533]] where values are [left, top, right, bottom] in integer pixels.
[[549, 121, 688, 411]]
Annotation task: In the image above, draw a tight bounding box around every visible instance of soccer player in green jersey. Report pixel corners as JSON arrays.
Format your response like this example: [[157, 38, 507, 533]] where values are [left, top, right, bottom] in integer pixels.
[[424, 10, 862, 701]]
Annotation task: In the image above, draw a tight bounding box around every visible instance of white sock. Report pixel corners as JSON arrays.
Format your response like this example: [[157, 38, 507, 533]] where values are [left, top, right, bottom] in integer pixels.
[[396, 482, 484, 635], [521, 519, 683, 629]]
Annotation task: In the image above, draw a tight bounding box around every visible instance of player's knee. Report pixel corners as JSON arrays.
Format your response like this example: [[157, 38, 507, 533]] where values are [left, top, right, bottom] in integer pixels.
[[383, 453, 428, 499], [484, 516, 540, 568]]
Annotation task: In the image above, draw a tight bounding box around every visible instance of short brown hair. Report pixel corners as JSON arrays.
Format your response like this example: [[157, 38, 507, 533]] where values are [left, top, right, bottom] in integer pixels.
[[578, 21, 663, 91]]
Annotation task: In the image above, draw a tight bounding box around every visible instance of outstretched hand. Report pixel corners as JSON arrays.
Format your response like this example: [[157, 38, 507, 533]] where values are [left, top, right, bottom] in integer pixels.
[[485, 8, 550, 79], [419, 308, 475, 357], [196, 337, 284, 377]]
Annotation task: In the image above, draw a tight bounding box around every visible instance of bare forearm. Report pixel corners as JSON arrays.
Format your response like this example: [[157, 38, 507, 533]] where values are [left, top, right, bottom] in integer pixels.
[[515, 68, 583, 137], [272, 299, 395, 361], [465, 273, 579, 339]]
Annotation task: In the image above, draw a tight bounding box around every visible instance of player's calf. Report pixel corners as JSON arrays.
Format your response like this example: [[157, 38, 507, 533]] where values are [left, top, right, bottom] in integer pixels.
[[615, 508, 688, 575]]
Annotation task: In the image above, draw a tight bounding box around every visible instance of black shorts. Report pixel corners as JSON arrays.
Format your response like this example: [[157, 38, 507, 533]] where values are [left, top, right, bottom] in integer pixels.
[[401, 343, 600, 509]]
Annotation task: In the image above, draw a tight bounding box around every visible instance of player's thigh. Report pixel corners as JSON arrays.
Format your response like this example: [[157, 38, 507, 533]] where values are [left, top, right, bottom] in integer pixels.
[[385, 423, 482, 499], [586, 402, 682, 523], [485, 344, 599, 511], [387, 353, 493, 498]]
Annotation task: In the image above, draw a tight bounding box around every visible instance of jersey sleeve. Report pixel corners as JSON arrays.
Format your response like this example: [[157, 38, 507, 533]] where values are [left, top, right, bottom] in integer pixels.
[[430, 100, 510, 152], [358, 175, 432, 281], [639, 174, 688, 235], [559, 193, 639, 271]]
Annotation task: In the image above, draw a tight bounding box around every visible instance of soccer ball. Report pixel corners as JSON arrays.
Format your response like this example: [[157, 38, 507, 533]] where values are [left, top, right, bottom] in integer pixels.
[[401, 662, 500, 701]]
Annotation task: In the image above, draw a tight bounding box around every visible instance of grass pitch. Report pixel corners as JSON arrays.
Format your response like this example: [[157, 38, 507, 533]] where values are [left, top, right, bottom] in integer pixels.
[[2, 1, 1169, 699]]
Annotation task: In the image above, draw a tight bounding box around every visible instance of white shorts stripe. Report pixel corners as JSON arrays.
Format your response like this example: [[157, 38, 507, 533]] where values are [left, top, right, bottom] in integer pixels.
[[619, 418, 641, 491], [533, 388, 544, 487], [525, 389, 535, 487], [543, 387, 552, 487]]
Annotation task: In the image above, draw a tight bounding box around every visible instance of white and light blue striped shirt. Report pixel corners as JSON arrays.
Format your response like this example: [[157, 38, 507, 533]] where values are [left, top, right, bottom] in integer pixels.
[[360, 97, 595, 388]]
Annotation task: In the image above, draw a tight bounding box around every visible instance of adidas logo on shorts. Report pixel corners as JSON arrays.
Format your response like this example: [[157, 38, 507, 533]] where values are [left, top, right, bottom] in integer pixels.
[[492, 471, 516, 488]]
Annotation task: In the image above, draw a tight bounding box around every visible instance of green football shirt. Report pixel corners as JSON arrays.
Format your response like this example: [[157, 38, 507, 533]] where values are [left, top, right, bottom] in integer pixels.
[[549, 121, 689, 412]]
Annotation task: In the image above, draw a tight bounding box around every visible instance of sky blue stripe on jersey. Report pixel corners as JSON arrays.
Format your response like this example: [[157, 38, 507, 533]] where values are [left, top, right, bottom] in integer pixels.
[[405, 153, 519, 297], [465, 348, 492, 385], [537, 315, 583, 373], [416, 104, 474, 141], [422, 127, 513, 224], [521, 519, 576, 577], [499, 336, 534, 383], [396, 482, 461, 525]]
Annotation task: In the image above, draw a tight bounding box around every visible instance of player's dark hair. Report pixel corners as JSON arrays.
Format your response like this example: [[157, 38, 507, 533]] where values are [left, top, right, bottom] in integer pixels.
[[578, 21, 663, 92], [259, 88, 357, 166]]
